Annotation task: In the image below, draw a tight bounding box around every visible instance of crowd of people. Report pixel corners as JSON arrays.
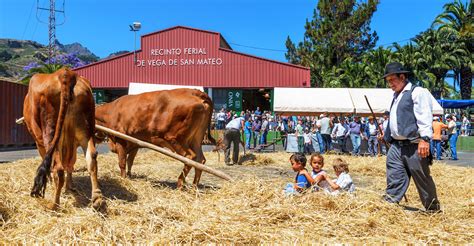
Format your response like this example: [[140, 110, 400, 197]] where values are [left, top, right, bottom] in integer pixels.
[[214, 107, 471, 159]]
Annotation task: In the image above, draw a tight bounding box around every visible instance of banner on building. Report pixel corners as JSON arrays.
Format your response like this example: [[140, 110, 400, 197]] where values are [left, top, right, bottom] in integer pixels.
[[227, 89, 242, 112]]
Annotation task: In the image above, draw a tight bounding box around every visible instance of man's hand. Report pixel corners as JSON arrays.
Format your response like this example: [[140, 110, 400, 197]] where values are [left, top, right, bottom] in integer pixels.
[[418, 140, 430, 158]]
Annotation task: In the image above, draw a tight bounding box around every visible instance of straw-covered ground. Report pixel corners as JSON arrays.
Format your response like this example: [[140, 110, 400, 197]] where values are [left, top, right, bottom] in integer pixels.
[[0, 150, 473, 244]]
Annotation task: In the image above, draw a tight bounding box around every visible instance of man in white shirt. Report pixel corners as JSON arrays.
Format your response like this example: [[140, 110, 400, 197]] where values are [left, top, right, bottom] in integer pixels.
[[382, 62, 440, 212], [216, 108, 227, 130], [224, 116, 244, 165]]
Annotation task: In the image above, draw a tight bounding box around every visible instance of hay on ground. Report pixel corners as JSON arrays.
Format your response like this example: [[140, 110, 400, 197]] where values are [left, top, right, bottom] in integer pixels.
[[0, 150, 473, 243]]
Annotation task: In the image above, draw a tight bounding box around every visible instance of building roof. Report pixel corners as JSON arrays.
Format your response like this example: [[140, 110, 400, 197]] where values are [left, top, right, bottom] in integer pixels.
[[74, 26, 310, 88]]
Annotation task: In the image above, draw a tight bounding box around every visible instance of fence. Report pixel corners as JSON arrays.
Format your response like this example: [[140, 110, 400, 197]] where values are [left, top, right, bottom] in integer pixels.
[[0, 80, 34, 148]]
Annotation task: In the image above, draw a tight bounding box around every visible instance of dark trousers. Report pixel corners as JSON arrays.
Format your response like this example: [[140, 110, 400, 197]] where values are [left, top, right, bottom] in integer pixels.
[[253, 131, 260, 148], [321, 134, 332, 152], [224, 129, 240, 164], [385, 142, 440, 210], [336, 136, 347, 153]]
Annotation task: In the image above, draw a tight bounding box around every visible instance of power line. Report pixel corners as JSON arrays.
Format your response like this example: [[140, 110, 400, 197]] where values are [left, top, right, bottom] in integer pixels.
[[21, 0, 36, 40], [228, 42, 287, 52], [228, 37, 417, 54], [376, 38, 414, 48]]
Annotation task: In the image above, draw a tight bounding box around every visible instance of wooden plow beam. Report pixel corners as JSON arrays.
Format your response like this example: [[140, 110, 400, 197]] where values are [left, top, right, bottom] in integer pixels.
[[16, 117, 233, 182]]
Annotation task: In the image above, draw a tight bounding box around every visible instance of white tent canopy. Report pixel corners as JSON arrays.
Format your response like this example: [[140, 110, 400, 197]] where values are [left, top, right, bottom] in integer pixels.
[[128, 82, 204, 95], [273, 88, 354, 115], [274, 87, 444, 116]]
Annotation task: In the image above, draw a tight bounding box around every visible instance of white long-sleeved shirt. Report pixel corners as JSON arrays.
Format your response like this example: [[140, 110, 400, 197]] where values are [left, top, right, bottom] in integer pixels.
[[331, 123, 346, 137], [389, 82, 433, 140]]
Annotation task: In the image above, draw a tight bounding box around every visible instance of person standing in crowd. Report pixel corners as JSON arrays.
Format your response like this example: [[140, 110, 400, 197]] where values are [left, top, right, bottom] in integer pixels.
[[224, 116, 244, 165], [446, 115, 459, 160], [252, 118, 261, 149], [365, 116, 379, 156], [382, 62, 440, 212], [332, 118, 348, 153], [254, 106, 262, 117], [315, 116, 325, 153], [431, 116, 448, 160], [348, 116, 362, 155], [295, 120, 304, 153], [461, 114, 469, 136], [215, 108, 226, 130], [319, 112, 332, 153], [260, 116, 269, 145], [244, 117, 253, 150], [303, 128, 313, 154]]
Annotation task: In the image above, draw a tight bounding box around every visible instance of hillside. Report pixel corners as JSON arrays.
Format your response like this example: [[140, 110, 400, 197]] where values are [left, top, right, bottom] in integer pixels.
[[0, 39, 48, 79], [0, 39, 100, 80]]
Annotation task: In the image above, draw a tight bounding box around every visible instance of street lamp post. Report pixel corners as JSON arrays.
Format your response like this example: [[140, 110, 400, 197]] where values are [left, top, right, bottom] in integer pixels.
[[129, 22, 141, 64]]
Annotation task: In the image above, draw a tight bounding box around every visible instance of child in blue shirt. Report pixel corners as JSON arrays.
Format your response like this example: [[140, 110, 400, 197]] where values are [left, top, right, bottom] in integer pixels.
[[284, 153, 314, 195]]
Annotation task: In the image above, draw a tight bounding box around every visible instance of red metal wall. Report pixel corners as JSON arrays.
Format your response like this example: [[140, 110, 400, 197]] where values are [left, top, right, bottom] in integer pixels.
[[0, 80, 34, 147], [74, 26, 311, 88]]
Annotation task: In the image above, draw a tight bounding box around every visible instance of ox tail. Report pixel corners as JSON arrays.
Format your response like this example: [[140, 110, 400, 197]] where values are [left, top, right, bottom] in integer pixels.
[[201, 92, 216, 145], [31, 68, 77, 198]]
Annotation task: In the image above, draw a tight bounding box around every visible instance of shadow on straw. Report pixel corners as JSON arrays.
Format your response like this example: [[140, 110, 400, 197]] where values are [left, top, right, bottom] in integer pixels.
[[70, 176, 138, 208], [238, 153, 257, 164], [149, 179, 220, 192]]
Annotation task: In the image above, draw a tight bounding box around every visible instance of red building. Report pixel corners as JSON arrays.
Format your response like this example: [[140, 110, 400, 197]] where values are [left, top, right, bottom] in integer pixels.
[[74, 26, 310, 111]]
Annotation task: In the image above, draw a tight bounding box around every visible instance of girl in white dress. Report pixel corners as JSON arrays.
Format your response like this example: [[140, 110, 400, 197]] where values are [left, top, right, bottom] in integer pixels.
[[309, 154, 331, 191]]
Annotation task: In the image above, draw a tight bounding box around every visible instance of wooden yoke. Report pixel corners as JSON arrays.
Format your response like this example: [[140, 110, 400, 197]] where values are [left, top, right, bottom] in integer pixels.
[[95, 125, 233, 182]]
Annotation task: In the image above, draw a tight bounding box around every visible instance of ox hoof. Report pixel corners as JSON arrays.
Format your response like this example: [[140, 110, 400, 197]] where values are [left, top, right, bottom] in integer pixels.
[[91, 190, 106, 212], [46, 202, 59, 210], [120, 170, 127, 178]]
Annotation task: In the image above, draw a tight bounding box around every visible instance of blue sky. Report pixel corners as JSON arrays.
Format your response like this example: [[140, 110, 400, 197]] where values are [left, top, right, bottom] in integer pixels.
[[1, 0, 452, 62]]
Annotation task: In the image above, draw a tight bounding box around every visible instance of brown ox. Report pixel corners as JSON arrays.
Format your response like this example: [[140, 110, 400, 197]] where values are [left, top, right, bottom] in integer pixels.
[[95, 89, 215, 188], [23, 68, 105, 210]]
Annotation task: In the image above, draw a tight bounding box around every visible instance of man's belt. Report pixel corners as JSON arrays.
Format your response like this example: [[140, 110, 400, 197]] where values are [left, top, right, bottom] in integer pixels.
[[225, 128, 240, 131], [392, 139, 415, 146]]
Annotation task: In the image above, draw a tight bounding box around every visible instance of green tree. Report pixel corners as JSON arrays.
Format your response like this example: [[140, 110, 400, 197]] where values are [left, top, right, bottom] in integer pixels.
[[286, 0, 379, 87], [362, 46, 393, 88], [433, 0, 473, 99], [413, 29, 466, 98], [21, 64, 63, 84]]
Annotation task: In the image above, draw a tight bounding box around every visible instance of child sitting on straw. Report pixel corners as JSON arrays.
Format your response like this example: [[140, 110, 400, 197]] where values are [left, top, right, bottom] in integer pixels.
[[309, 154, 331, 191], [323, 158, 355, 195], [284, 153, 314, 195]]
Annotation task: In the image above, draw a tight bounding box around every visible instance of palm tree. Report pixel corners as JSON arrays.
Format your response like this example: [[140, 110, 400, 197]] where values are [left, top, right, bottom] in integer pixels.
[[363, 46, 393, 88], [392, 42, 435, 89], [413, 29, 466, 98], [433, 0, 473, 99], [21, 63, 64, 84]]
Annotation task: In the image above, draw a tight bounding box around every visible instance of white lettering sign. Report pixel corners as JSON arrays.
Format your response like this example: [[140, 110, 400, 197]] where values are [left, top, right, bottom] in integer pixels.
[[138, 47, 222, 67]]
